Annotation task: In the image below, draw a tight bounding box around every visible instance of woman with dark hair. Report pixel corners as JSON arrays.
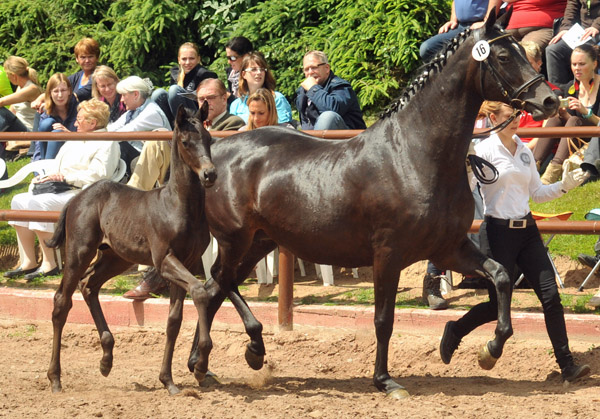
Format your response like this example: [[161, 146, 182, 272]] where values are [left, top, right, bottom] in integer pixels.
[[225, 36, 253, 99], [534, 43, 600, 184], [229, 52, 292, 124]]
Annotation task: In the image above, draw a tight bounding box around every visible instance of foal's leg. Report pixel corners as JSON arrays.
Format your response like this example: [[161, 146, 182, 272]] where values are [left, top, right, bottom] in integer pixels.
[[48, 242, 100, 392], [158, 282, 186, 395], [158, 251, 211, 386], [187, 239, 277, 373], [79, 249, 133, 377], [371, 248, 408, 399]]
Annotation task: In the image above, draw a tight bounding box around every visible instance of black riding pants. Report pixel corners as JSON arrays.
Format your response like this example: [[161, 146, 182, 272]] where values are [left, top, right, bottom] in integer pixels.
[[454, 219, 573, 369]]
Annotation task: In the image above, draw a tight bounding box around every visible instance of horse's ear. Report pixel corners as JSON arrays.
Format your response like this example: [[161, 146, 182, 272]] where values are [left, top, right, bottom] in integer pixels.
[[484, 8, 497, 33], [496, 6, 513, 29], [175, 105, 187, 128]]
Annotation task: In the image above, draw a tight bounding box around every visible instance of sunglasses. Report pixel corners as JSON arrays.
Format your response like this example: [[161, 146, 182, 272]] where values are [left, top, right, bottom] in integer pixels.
[[227, 55, 240, 61], [244, 67, 267, 74]]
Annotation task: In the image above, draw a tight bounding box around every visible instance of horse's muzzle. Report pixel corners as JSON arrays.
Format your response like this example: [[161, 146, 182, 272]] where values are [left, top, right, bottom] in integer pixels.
[[198, 160, 217, 188]]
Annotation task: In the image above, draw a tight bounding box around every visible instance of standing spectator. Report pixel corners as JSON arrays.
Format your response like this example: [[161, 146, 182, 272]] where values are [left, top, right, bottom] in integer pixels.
[[0, 56, 43, 133], [91, 65, 126, 123], [36, 73, 78, 160], [230, 52, 292, 124], [225, 36, 254, 101], [546, 0, 600, 85], [3, 99, 119, 282], [505, 0, 567, 51], [439, 101, 590, 384], [419, 0, 498, 62], [107, 76, 171, 174], [296, 50, 366, 130], [151, 42, 218, 127]]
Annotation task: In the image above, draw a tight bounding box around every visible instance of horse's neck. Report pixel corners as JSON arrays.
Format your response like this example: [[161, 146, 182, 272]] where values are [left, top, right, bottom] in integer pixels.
[[392, 53, 482, 169], [165, 140, 204, 208]]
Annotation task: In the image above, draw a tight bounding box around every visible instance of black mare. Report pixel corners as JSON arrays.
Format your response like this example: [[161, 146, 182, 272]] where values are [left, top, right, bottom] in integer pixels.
[[188, 9, 559, 399], [46, 104, 217, 395]]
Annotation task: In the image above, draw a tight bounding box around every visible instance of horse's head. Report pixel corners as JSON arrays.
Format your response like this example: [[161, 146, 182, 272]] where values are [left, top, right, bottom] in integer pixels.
[[173, 102, 217, 188], [473, 8, 558, 120]]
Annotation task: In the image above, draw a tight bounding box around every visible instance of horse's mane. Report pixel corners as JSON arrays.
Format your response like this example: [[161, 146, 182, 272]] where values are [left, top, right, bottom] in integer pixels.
[[380, 28, 473, 119]]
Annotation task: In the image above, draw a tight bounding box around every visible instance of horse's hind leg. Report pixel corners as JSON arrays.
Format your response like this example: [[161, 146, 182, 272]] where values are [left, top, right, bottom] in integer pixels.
[[158, 282, 186, 395], [48, 242, 101, 392], [187, 238, 277, 374], [79, 248, 133, 377], [441, 238, 513, 369]]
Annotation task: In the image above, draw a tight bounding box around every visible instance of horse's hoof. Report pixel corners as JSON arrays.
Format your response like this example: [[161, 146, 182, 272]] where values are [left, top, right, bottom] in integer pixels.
[[167, 384, 181, 395], [99, 358, 113, 377], [50, 382, 62, 393], [200, 371, 222, 388], [194, 369, 206, 385], [245, 347, 264, 370], [478, 343, 498, 370], [387, 388, 410, 400]]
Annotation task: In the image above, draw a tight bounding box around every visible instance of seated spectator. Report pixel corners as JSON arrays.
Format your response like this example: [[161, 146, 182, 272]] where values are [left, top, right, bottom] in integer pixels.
[[0, 63, 11, 98], [229, 52, 292, 124], [107, 76, 171, 174], [239, 88, 295, 131], [92, 65, 126, 123], [3, 99, 120, 282], [122, 78, 244, 300], [546, 0, 600, 85], [419, 0, 497, 62], [36, 73, 79, 160], [0, 56, 43, 133], [31, 37, 99, 113], [225, 36, 254, 106], [504, 0, 567, 51], [534, 44, 600, 184], [151, 42, 218, 127], [296, 50, 366, 130]]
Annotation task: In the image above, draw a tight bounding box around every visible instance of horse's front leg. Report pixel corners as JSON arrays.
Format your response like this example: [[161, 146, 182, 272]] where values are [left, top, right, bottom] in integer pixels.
[[228, 287, 265, 370], [158, 282, 186, 395], [372, 252, 409, 399], [159, 252, 212, 387], [478, 257, 513, 369]]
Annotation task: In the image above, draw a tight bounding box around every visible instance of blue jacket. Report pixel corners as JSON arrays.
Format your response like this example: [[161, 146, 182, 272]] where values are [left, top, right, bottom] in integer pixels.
[[296, 71, 366, 130], [68, 70, 92, 102]]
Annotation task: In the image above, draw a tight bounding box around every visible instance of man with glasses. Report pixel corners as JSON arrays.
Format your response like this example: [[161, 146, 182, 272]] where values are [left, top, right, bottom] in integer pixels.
[[122, 78, 244, 300], [296, 50, 366, 131]]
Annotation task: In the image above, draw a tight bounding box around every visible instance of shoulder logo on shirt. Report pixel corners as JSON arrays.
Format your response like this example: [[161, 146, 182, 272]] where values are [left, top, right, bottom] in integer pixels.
[[520, 153, 531, 166]]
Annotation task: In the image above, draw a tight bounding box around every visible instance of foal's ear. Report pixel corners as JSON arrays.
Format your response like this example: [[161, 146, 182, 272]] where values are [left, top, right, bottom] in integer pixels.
[[195, 100, 209, 124], [175, 105, 187, 128], [496, 6, 513, 29]]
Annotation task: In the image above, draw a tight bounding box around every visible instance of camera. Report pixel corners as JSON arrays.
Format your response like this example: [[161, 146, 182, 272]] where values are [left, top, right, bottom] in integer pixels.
[[560, 97, 569, 108]]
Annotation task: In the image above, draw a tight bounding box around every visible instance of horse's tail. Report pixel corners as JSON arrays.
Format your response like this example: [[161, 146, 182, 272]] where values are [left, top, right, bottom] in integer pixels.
[[45, 201, 70, 249]]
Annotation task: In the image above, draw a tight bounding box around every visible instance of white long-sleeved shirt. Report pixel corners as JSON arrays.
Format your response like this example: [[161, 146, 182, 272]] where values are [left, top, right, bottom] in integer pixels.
[[475, 133, 564, 219]]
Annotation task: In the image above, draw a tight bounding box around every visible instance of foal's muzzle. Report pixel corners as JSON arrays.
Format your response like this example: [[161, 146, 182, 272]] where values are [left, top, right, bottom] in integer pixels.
[[198, 158, 217, 188]]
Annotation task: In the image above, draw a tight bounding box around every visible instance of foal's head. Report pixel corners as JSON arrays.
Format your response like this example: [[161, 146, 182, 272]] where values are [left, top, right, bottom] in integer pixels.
[[173, 102, 217, 188]]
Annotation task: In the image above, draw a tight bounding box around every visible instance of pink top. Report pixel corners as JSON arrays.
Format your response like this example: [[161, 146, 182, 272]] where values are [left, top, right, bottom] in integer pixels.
[[506, 0, 567, 29]]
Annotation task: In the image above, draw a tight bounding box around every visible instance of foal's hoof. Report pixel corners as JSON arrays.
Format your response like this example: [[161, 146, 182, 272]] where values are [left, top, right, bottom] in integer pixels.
[[200, 371, 222, 388], [166, 383, 181, 395], [100, 357, 113, 377], [386, 388, 410, 400], [194, 369, 206, 385], [478, 343, 498, 370], [245, 347, 264, 371], [50, 381, 62, 393]]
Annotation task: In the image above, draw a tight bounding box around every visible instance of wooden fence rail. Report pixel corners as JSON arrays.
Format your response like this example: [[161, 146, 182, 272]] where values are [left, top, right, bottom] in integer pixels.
[[2, 126, 600, 328]]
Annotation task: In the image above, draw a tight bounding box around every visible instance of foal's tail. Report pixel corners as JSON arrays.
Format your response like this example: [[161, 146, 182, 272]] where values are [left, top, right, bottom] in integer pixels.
[[45, 201, 70, 249]]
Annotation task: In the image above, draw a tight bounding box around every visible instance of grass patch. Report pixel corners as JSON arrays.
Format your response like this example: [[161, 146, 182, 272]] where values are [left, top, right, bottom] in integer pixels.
[[109, 275, 139, 295], [6, 323, 38, 338], [0, 157, 35, 246]]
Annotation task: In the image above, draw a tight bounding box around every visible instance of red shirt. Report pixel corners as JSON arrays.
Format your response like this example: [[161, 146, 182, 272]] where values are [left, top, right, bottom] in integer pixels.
[[506, 0, 567, 29]]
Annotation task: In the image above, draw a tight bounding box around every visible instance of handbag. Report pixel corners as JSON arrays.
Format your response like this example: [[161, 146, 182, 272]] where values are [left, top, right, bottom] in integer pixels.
[[562, 137, 589, 172], [31, 181, 78, 195]]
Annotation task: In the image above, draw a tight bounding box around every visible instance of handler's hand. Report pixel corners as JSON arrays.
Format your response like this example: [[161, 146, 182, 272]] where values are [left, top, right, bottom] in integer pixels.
[[560, 167, 586, 191]]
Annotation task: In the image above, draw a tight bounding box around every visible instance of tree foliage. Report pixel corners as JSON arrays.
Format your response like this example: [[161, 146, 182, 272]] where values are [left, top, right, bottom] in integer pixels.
[[0, 0, 449, 113]]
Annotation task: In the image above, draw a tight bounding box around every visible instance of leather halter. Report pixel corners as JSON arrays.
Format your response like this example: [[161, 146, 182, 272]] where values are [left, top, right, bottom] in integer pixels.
[[472, 30, 545, 140]]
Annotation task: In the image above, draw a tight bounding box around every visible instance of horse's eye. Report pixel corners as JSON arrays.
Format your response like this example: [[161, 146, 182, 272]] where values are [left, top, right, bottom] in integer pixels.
[[497, 53, 510, 64]]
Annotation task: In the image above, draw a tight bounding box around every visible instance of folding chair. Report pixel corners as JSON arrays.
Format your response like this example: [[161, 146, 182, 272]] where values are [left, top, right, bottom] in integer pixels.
[[578, 258, 600, 291], [514, 211, 573, 289]]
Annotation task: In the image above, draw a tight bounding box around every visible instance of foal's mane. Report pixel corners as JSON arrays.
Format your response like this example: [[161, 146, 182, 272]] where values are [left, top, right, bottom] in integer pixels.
[[380, 28, 473, 119]]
